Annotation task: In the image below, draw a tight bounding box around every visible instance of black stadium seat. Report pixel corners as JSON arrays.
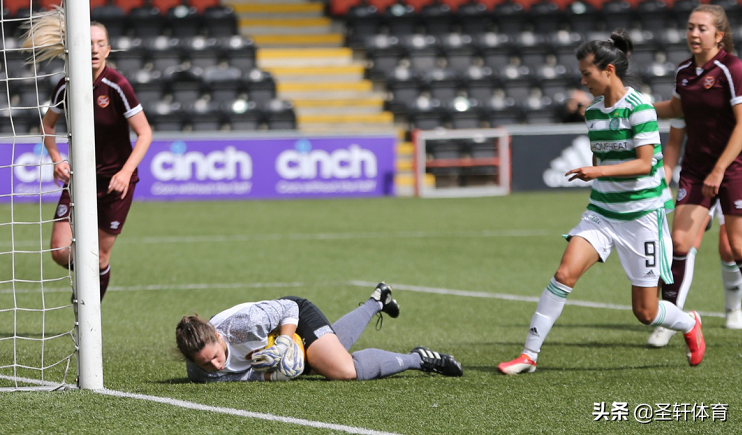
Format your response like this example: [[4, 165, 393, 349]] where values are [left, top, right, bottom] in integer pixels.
[[203, 6, 238, 38], [346, 4, 383, 48], [128, 6, 165, 38]]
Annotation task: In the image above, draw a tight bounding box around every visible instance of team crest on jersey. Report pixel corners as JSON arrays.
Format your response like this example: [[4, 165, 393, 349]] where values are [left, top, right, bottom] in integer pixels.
[[97, 95, 110, 108], [704, 76, 715, 89], [55, 204, 68, 217], [677, 188, 687, 202], [609, 117, 620, 131]]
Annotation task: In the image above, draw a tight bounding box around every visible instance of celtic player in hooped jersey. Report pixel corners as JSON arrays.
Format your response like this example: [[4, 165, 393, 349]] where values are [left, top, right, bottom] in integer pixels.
[[583, 88, 675, 221], [498, 29, 705, 375]]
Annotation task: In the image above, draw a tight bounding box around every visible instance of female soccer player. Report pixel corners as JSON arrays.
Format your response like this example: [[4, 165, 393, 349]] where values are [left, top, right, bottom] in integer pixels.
[[649, 121, 742, 347], [647, 5, 742, 346], [175, 283, 463, 382], [498, 29, 705, 375], [23, 12, 153, 301]]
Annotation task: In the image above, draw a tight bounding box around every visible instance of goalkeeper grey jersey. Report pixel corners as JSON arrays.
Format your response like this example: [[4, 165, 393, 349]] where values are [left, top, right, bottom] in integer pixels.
[[185, 299, 300, 382]]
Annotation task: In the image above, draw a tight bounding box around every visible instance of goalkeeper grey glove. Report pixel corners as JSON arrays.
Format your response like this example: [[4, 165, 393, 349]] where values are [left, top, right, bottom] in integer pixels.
[[250, 335, 293, 372]]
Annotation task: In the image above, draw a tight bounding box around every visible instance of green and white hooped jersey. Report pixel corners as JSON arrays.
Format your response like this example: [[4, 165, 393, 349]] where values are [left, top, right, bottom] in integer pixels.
[[584, 87, 674, 221]]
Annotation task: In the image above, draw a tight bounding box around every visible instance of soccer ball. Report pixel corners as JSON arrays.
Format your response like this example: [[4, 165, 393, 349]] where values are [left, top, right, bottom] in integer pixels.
[[267, 331, 306, 361]]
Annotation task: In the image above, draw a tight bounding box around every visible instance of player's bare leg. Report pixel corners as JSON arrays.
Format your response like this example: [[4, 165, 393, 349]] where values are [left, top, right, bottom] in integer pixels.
[[98, 230, 117, 301], [499, 237, 596, 375], [649, 204, 708, 347], [50, 220, 73, 268]]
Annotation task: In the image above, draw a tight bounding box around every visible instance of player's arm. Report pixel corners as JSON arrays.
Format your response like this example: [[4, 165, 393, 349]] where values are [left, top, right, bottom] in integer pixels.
[[653, 96, 683, 119], [704, 103, 742, 198], [41, 109, 69, 185], [664, 121, 685, 186], [567, 144, 655, 181], [108, 111, 153, 198]]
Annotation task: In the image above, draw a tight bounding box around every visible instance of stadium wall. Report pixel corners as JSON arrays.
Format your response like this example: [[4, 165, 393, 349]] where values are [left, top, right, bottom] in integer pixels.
[[1, 132, 396, 202], [2, 124, 674, 201], [507, 123, 671, 192]]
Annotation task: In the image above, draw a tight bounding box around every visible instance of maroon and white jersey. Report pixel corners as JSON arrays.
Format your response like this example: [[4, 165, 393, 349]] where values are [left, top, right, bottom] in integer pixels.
[[674, 49, 742, 180], [49, 66, 143, 181]]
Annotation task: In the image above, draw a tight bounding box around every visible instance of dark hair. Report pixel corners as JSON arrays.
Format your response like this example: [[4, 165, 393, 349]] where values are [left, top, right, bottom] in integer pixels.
[[175, 315, 218, 361], [575, 29, 633, 80], [692, 5, 733, 54]]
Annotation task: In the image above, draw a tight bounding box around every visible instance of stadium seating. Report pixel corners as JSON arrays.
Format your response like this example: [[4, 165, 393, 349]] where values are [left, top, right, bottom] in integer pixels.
[[6, 0, 723, 134], [128, 6, 166, 38], [330, 0, 719, 132]]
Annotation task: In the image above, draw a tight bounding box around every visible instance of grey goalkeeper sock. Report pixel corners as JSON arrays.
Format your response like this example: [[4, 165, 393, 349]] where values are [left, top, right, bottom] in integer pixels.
[[352, 348, 421, 380], [332, 299, 379, 351]]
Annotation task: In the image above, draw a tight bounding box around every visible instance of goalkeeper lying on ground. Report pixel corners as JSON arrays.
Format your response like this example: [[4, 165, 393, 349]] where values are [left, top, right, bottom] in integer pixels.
[[175, 283, 463, 381]]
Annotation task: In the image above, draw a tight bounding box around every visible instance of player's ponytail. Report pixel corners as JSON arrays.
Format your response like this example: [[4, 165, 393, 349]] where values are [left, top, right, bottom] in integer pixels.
[[575, 28, 633, 81], [20, 6, 66, 64]]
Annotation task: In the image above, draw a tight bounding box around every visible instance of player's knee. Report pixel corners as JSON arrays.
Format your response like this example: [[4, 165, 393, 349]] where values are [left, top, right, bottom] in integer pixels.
[[49, 248, 69, 266], [324, 366, 357, 381], [553, 269, 577, 288], [671, 236, 694, 253], [633, 307, 656, 325]]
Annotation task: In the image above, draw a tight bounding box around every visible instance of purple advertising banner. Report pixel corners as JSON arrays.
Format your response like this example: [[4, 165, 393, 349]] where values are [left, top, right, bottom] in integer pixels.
[[0, 142, 69, 203], [0, 135, 396, 203]]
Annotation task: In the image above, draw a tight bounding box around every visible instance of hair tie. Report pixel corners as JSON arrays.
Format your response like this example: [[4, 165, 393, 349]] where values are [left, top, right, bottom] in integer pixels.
[[607, 38, 614, 45]]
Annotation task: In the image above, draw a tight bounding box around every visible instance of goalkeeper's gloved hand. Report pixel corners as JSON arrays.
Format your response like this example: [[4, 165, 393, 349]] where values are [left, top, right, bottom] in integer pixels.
[[250, 335, 293, 372], [277, 336, 305, 379], [268, 370, 292, 382]]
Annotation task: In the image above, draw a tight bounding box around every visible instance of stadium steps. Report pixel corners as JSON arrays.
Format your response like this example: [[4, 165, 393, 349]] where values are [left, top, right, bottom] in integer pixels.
[[256, 46, 395, 133], [228, 0, 343, 46], [233, 0, 395, 132], [231, 0, 404, 190], [395, 141, 433, 197]]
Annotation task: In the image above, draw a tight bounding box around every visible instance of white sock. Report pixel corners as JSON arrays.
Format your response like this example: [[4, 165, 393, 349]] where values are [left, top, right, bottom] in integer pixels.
[[650, 300, 695, 334], [675, 247, 696, 309], [720, 260, 742, 311], [523, 278, 571, 361]]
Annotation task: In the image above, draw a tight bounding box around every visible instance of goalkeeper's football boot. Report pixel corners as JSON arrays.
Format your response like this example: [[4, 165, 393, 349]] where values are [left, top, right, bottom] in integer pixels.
[[647, 326, 677, 348], [683, 311, 705, 366], [498, 354, 537, 375], [371, 282, 400, 318], [412, 346, 463, 377]]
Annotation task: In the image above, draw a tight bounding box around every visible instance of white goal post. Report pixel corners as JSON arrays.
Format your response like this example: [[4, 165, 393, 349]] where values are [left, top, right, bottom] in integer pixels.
[[413, 128, 511, 198], [0, 1, 102, 391]]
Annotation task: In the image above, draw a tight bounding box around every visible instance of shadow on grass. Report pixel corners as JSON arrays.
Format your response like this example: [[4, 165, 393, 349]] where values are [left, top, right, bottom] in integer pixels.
[[497, 323, 652, 332], [466, 362, 676, 375], [156, 372, 435, 385], [473, 340, 661, 350]]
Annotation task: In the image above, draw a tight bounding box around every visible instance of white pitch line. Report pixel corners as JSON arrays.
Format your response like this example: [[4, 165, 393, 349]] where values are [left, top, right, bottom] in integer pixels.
[[2, 229, 550, 248], [347, 280, 727, 319], [0, 375, 399, 435], [0, 281, 307, 294], [3, 279, 728, 319], [95, 389, 401, 435]]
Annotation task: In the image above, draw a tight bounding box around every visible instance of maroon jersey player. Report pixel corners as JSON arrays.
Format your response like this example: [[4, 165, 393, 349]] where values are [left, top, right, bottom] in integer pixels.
[[39, 22, 153, 301], [649, 5, 742, 346]]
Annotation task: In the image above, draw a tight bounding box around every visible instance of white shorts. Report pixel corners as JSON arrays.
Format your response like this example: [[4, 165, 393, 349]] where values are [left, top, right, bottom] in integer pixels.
[[568, 209, 673, 287]]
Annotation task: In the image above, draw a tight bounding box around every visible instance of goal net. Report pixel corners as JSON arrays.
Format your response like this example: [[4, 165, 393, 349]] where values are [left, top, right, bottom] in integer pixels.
[[0, 1, 102, 391]]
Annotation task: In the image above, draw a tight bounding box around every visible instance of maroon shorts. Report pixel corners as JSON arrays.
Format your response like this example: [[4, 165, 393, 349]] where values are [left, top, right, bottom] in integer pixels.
[[54, 179, 136, 235], [676, 172, 742, 216]]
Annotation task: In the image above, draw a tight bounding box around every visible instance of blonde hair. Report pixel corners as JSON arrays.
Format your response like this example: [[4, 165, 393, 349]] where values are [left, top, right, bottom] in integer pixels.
[[21, 6, 66, 63], [692, 5, 734, 54]]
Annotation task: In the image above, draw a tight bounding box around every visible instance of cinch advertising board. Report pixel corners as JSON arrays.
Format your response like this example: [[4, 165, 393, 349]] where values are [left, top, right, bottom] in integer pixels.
[[0, 135, 396, 202]]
